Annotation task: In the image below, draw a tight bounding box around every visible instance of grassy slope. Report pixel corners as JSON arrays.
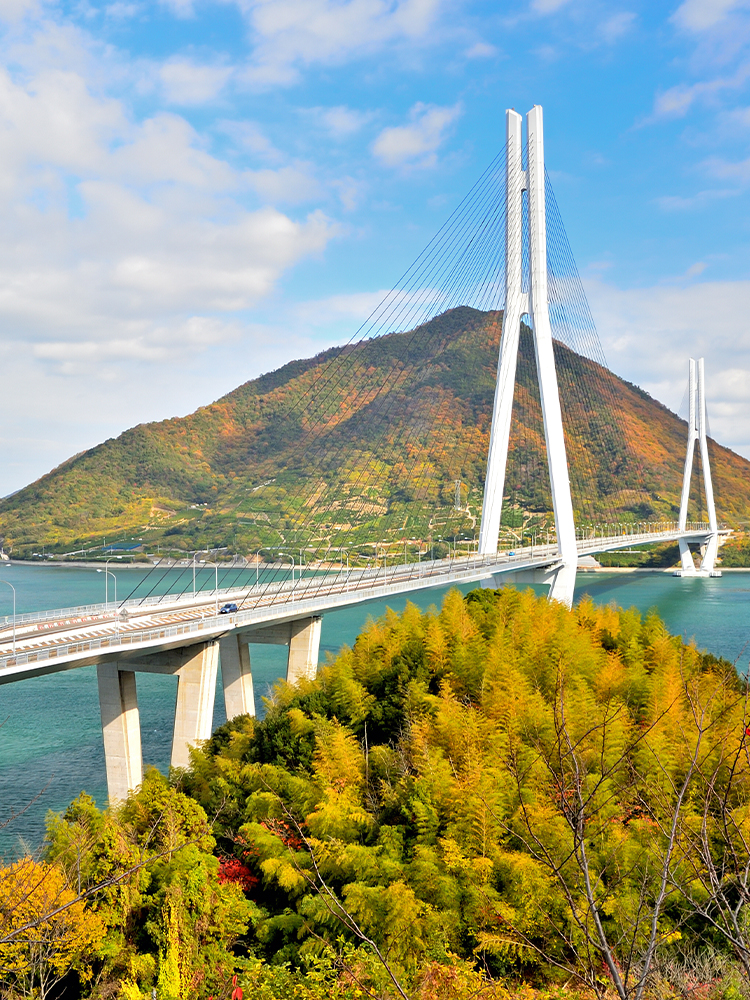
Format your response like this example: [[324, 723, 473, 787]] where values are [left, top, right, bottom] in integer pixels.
[[1, 307, 748, 555]]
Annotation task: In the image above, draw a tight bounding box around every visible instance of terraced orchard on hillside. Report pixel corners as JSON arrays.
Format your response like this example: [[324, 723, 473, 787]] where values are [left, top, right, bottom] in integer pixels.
[[1, 307, 748, 561]]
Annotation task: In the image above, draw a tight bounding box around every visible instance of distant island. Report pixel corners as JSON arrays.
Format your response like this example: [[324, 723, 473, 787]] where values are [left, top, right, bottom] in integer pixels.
[[2, 306, 749, 567]]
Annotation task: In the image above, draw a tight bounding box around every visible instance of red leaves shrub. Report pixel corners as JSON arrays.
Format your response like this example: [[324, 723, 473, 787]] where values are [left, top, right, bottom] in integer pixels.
[[218, 857, 258, 893]]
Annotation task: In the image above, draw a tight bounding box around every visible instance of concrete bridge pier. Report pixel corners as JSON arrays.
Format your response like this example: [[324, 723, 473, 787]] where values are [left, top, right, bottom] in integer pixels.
[[483, 563, 571, 601], [219, 616, 322, 720], [171, 641, 219, 769], [96, 618, 322, 803], [287, 617, 322, 684], [237, 616, 322, 686], [220, 634, 255, 719], [97, 664, 143, 803], [97, 640, 221, 802]]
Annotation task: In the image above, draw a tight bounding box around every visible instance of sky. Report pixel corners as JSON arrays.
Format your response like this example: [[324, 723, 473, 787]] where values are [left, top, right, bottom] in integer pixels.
[[1, 0, 750, 495]]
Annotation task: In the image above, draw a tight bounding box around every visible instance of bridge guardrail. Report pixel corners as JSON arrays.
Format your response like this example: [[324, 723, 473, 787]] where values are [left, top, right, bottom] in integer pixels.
[[0, 522, 714, 630], [0, 525, 718, 672], [0, 549, 551, 669]]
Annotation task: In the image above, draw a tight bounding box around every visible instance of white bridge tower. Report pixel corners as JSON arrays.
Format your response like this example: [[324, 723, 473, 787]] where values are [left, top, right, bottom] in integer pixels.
[[676, 357, 720, 577], [478, 105, 578, 606]]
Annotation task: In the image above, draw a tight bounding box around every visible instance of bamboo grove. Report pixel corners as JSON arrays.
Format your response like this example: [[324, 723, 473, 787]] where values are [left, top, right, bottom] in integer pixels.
[[3, 586, 750, 999]]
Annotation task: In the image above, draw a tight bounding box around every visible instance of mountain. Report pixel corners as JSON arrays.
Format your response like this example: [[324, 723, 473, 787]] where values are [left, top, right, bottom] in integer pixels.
[[1, 307, 748, 559]]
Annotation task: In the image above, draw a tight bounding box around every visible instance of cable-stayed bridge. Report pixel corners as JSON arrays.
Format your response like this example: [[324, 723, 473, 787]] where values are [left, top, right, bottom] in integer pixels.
[[0, 106, 726, 801]]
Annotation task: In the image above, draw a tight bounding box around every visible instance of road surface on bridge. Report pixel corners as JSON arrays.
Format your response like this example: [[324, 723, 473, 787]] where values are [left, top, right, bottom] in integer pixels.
[[0, 526, 715, 683]]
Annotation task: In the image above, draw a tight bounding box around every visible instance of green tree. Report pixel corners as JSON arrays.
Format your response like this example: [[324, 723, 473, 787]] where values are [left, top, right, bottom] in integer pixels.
[[45, 770, 253, 999]]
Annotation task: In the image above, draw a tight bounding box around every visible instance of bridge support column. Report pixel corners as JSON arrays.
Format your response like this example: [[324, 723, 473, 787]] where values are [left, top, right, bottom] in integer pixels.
[[171, 641, 219, 769], [677, 358, 720, 578], [678, 539, 695, 574], [97, 664, 142, 802], [527, 105, 578, 606], [479, 105, 577, 607], [701, 533, 720, 574], [220, 634, 255, 719], [287, 617, 322, 684], [479, 108, 525, 557]]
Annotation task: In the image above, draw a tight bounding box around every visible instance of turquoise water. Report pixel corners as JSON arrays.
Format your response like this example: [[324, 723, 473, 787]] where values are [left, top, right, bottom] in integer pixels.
[[0, 564, 748, 856]]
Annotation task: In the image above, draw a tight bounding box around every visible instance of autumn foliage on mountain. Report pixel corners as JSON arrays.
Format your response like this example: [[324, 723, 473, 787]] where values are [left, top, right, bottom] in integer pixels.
[[7, 586, 750, 999], [1, 306, 748, 557]]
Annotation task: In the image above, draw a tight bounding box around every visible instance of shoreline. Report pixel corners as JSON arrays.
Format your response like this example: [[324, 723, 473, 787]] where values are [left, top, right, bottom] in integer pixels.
[[3, 559, 749, 573], [0, 558, 243, 570], [2, 559, 165, 570], [580, 565, 750, 574]]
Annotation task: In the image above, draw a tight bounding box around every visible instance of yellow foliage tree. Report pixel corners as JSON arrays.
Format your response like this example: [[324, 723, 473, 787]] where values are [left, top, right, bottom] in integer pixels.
[[0, 857, 103, 1000]]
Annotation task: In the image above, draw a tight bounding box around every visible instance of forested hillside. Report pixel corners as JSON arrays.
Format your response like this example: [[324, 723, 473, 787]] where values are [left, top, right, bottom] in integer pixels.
[[4, 587, 750, 999], [1, 306, 748, 558]]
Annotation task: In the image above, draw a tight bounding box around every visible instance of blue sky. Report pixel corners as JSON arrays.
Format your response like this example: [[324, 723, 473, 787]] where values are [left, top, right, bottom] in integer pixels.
[[1, 0, 750, 494]]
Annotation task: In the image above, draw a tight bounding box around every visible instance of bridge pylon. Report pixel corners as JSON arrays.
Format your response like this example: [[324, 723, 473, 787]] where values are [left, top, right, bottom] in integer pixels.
[[478, 105, 578, 606], [676, 357, 720, 577]]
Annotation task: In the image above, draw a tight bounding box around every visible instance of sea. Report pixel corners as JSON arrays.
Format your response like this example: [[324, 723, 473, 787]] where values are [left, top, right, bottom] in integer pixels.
[[0, 562, 748, 856]]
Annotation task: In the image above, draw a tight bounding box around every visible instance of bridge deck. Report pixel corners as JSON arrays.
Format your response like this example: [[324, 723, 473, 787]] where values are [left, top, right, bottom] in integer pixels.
[[0, 527, 714, 682]]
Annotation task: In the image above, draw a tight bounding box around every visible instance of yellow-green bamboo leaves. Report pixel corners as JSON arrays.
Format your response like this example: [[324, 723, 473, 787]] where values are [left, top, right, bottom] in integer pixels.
[[184, 586, 750, 994]]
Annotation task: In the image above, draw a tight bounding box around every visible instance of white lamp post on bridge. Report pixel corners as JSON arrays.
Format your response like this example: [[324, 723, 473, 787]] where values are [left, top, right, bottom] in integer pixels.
[[0, 579, 16, 656], [199, 558, 219, 615], [277, 552, 295, 596], [97, 557, 121, 608], [192, 551, 201, 599], [97, 561, 119, 635]]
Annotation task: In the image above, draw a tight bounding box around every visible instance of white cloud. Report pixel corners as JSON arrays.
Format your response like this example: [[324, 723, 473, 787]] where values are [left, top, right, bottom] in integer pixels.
[[672, 0, 750, 31], [717, 104, 750, 131], [530, 0, 574, 12], [237, 0, 443, 87], [0, 23, 343, 492], [685, 261, 708, 276], [654, 187, 738, 210], [599, 11, 635, 42], [294, 288, 388, 325], [649, 63, 750, 120], [0, 65, 126, 182], [653, 83, 701, 118], [246, 164, 324, 203], [160, 58, 232, 104], [33, 317, 243, 369], [702, 153, 750, 181], [464, 41, 497, 58], [215, 125, 324, 204], [159, 0, 195, 17], [104, 3, 142, 18], [313, 104, 374, 136], [584, 276, 750, 457], [0, 0, 42, 23], [653, 154, 750, 209], [217, 119, 283, 161], [0, 191, 334, 319], [372, 101, 462, 168], [331, 175, 365, 210]]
